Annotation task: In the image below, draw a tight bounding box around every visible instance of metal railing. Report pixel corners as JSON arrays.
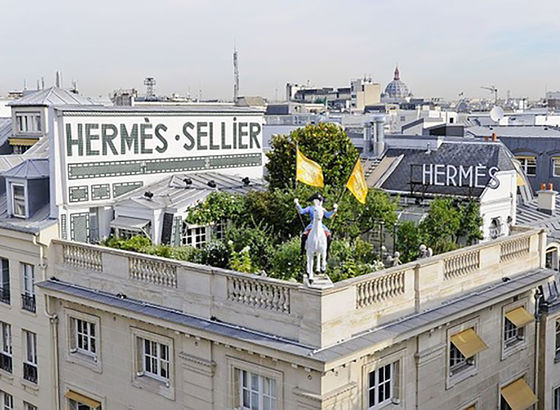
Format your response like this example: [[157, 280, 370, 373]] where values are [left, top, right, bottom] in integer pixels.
[[21, 294, 36, 313], [0, 286, 9, 305], [0, 353, 12, 373], [23, 362, 37, 383]]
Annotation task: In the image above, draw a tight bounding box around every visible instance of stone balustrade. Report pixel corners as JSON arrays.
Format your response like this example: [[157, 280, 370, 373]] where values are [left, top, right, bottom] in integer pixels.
[[129, 256, 177, 288], [62, 243, 103, 272], [355, 268, 406, 309], [49, 227, 544, 348], [443, 250, 480, 280], [227, 276, 291, 313], [500, 236, 530, 262]]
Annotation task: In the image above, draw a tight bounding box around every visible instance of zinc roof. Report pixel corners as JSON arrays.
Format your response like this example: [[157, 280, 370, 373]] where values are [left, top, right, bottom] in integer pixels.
[[8, 87, 100, 107], [115, 171, 265, 212]]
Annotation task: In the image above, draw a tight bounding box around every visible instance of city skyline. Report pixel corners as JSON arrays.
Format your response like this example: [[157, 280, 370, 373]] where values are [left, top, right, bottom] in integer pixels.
[[1, 0, 559, 100]]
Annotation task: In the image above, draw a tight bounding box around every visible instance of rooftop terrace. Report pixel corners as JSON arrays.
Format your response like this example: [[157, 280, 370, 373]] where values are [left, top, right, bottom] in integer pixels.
[[45, 227, 546, 353]]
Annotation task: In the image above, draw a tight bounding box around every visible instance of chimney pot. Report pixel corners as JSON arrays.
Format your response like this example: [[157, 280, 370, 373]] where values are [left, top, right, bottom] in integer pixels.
[[537, 186, 558, 215], [541, 183, 546, 190], [491, 133, 498, 142], [548, 183, 553, 191]]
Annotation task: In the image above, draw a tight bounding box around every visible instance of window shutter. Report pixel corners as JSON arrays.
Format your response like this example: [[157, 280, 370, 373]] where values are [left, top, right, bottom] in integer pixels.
[[171, 216, 183, 247], [233, 368, 241, 408], [135, 337, 144, 376], [69, 318, 77, 353]]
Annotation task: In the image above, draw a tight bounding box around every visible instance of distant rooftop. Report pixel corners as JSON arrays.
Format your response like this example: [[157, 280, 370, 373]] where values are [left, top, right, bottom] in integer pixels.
[[467, 125, 560, 138], [2, 158, 49, 179], [8, 87, 100, 107]]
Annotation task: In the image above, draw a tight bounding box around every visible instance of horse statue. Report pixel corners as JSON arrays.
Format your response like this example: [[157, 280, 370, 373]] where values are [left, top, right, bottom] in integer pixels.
[[295, 193, 337, 283]]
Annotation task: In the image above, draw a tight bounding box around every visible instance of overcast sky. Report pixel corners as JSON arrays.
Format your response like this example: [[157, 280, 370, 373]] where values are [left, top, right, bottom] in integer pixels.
[[1, 0, 558, 101]]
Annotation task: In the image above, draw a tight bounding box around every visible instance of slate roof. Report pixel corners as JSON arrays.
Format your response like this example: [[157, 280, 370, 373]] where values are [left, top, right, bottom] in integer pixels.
[[115, 171, 265, 212], [55, 105, 264, 115], [380, 140, 516, 197], [22, 136, 49, 158], [8, 87, 99, 107], [2, 158, 49, 179], [516, 196, 560, 242], [0, 155, 26, 173], [37, 268, 552, 368], [0, 194, 56, 234], [0, 118, 11, 148]]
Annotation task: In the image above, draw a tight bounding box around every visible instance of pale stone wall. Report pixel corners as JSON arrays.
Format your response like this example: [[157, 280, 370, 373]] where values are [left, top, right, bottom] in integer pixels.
[[0, 224, 58, 410]]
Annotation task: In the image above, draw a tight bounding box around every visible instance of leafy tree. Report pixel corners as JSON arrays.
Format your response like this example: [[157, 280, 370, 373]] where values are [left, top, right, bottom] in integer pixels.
[[229, 246, 255, 273], [265, 123, 359, 189], [269, 238, 304, 280], [184, 192, 246, 226], [396, 221, 424, 263], [457, 201, 483, 245], [419, 198, 460, 254]]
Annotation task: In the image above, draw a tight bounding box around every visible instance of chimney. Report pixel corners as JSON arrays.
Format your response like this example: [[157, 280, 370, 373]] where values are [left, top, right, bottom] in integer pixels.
[[537, 183, 557, 215], [55, 71, 62, 88], [373, 116, 385, 157], [362, 122, 373, 157]]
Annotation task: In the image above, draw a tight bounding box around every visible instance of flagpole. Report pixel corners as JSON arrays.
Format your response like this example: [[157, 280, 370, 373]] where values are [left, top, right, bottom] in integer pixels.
[[294, 141, 305, 229]]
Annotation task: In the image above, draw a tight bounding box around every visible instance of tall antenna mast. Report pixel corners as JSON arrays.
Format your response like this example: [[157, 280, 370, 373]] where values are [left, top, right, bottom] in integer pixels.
[[233, 45, 239, 102]]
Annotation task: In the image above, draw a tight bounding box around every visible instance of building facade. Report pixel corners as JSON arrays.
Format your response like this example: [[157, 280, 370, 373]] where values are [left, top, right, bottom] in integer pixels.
[[36, 226, 552, 409]]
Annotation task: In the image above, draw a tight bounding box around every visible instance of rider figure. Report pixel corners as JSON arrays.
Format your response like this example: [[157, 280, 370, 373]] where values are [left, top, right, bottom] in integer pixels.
[[294, 193, 338, 256]]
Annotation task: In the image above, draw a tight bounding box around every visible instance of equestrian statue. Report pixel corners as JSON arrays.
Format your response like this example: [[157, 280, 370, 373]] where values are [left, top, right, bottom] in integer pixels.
[[294, 193, 338, 283]]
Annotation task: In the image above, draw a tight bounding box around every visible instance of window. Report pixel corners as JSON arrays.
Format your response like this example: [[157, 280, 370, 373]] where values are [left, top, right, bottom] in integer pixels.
[[141, 338, 169, 382], [547, 249, 558, 271], [515, 156, 536, 176], [23, 330, 38, 384], [503, 306, 532, 351], [448, 327, 487, 381], [0, 323, 11, 373], [237, 369, 277, 410], [65, 390, 102, 409], [504, 318, 522, 347], [449, 343, 468, 374], [15, 113, 41, 133], [0, 259, 9, 305], [71, 318, 97, 358], [553, 157, 560, 177], [132, 328, 174, 398], [69, 400, 100, 410], [182, 225, 207, 248], [489, 217, 503, 239], [21, 264, 35, 313], [368, 362, 396, 409], [556, 320, 560, 360], [23, 403, 37, 410], [554, 386, 560, 410], [0, 391, 13, 410], [500, 377, 537, 410], [11, 184, 26, 218], [214, 221, 226, 240]]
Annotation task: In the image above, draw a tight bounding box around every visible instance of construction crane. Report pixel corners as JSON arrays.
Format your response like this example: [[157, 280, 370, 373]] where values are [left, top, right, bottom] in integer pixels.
[[481, 85, 498, 104]]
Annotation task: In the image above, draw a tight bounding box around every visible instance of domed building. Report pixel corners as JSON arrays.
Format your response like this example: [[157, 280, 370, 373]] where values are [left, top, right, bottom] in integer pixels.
[[384, 66, 410, 99]]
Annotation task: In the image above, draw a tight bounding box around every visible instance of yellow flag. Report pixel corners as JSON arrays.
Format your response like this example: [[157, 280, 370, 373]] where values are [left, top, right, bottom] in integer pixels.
[[296, 148, 324, 188], [346, 159, 368, 204]]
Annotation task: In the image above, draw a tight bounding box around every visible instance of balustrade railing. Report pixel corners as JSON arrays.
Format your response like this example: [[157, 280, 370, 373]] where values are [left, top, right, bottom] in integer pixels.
[[227, 276, 291, 314], [444, 250, 480, 280], [129, 257, 177, 288], [500, 236, 530, 263], [356, 269, 406, 309], [62, 244, 103, 272]]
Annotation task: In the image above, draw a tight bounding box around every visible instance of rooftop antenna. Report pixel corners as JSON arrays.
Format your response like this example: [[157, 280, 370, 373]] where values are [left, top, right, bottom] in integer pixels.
[[144, 77, 156, 100], [233, 43, 239, 102]]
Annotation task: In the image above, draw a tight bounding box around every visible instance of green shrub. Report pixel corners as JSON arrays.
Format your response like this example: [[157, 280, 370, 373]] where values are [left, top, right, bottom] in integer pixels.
[[269, 238, 304, 280]]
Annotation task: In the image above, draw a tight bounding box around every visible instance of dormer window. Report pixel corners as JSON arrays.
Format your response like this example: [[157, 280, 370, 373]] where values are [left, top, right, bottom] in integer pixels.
[[11, 184, 26, 218], [15, 113, 41, 133]]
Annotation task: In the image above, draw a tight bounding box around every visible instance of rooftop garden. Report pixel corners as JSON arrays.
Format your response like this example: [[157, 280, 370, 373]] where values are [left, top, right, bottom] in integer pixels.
[[102, 124, 483, 282]]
